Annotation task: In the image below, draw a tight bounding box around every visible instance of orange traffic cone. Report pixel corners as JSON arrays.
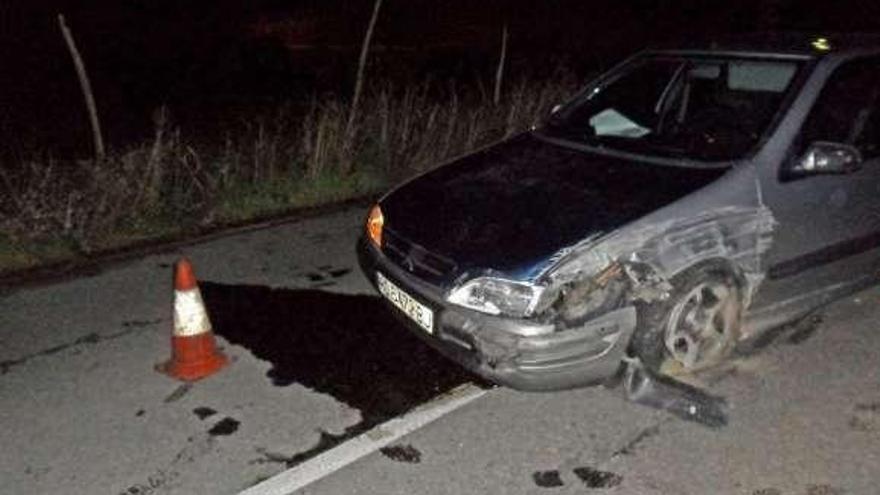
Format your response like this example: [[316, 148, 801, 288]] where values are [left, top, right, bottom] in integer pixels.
[[158, 258, 228, 381]]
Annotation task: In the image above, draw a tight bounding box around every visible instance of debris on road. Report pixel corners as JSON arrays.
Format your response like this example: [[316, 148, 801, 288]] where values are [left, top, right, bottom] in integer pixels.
[[610, 423, 663, 458], [572, 466, 623, 488], [532, 470, 564, 488], [163, 383, 193, 403], [623, 359, 728, 428], [208, 417, 241, 436], [379, 444, 422, 463], [193, 406, 218, 420]]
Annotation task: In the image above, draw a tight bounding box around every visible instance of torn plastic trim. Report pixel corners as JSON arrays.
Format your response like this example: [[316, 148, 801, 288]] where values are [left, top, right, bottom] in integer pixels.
[[537, 205, 776, 311], [623, 357, 728, 428], [547, 262, 629, 328]]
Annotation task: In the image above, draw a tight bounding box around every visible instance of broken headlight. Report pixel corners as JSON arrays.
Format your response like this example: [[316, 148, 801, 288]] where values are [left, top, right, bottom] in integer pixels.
[[446, 277, 547, 318]]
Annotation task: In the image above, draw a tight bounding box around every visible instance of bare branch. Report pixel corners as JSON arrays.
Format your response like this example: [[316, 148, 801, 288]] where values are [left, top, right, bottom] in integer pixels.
[[343, 0, 384, 172], [494, 22, 509, 106], [58, 13, 105, 161]]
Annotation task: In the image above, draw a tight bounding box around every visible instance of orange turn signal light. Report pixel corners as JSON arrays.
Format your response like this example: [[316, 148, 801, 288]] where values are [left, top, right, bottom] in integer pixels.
[[367, 204, 384, 248]]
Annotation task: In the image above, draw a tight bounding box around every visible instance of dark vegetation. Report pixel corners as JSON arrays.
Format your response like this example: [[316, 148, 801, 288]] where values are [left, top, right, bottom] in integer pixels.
[[0, 0, 877, 271]]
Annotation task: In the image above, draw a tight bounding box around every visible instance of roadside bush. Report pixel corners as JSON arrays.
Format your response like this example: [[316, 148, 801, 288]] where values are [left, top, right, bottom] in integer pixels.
[[0, 70, 578, 265]]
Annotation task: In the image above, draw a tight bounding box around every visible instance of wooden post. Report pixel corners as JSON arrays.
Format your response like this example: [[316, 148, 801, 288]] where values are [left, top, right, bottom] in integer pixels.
[[343, 0, 384, 172], [493, 22, 508, 106], [58, 13, 105, 160]]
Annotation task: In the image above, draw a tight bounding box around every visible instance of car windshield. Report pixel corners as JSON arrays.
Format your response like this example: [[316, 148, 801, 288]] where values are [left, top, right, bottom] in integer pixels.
[[545, 54, 805, 161]]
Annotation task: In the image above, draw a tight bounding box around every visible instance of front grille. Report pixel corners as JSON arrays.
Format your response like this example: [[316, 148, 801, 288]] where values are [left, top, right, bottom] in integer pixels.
[[382, 228, 457, 284]]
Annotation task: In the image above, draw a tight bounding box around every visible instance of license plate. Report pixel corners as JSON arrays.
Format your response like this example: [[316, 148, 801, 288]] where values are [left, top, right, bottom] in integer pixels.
[[376, 272, 434, 334]]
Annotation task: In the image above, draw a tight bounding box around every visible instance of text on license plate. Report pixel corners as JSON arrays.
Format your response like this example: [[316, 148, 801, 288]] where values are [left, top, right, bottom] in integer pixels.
[[376, 272, 434, 334]]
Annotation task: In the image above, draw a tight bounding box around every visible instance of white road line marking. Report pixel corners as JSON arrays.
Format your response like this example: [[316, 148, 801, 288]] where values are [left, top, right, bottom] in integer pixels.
[[238, 383, 489, 495]]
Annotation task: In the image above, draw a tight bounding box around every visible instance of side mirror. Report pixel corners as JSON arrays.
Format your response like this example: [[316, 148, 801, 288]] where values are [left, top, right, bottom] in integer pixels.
[[789, 141, 862, 178]]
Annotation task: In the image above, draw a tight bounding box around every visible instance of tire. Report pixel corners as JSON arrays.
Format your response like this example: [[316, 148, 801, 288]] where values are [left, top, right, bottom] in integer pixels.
[[631, 263, 742, 374]]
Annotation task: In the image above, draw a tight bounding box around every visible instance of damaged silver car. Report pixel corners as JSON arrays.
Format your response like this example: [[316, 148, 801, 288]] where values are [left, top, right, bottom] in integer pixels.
[[357, 35, 880, 391]]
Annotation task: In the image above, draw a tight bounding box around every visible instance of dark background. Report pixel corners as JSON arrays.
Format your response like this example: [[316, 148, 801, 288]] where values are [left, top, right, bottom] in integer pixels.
[[2, 0, 879, 158]]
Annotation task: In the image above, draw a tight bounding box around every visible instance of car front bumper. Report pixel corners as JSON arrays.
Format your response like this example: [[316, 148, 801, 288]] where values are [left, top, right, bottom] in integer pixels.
[[357, 237, 638, 391]]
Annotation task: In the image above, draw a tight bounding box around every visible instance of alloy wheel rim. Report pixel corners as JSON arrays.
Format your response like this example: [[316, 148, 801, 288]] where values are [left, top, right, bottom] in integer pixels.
[[664, 281, 738, 370]]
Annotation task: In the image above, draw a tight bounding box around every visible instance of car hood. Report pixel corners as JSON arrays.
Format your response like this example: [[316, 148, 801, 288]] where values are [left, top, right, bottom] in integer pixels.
[[380, 133, 727, 281]]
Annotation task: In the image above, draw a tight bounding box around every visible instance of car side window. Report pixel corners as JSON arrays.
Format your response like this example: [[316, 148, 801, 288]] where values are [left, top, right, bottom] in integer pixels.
[[797, 57, 880, 159]]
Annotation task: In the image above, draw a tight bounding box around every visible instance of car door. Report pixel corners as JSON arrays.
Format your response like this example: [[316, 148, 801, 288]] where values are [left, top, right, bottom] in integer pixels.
[[754, 55, 880, 311]]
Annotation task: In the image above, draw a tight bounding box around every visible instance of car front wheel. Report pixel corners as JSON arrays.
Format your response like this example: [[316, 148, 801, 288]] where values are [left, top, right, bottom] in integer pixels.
[[632, 263, 742, 374]]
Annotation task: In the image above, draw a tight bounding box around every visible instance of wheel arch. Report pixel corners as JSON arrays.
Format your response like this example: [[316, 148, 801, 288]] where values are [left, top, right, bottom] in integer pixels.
[[665, 256, 748, 292], [626, 256, 746, 372]]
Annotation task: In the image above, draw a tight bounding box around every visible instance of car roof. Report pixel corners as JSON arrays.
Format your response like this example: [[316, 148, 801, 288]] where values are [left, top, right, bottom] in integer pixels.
[[647, 32, 880, 59]]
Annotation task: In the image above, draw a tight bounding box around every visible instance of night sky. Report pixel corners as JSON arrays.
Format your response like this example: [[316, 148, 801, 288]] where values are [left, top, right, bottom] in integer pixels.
[[2, 0, 879, 155]]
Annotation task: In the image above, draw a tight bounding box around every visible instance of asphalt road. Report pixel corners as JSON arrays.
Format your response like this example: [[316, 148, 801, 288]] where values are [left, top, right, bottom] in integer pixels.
[[1, 206, 878, 495]]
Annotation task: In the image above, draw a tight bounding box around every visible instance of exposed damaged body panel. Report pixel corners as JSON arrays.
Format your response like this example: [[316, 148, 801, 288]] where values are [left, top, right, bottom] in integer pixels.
[[542, 204, 776, 314]]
